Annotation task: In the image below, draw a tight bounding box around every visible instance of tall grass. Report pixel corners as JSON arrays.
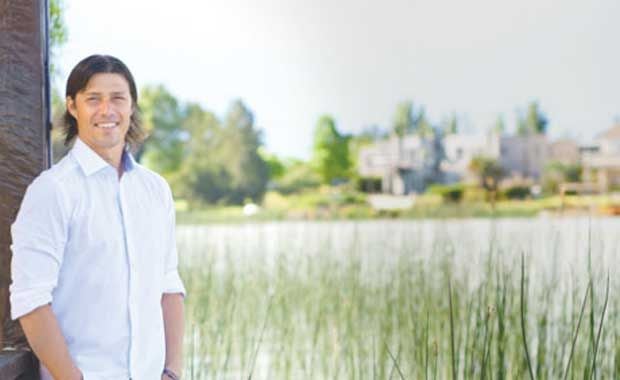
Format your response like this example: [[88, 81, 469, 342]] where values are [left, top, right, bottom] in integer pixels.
[[178, 219, 616, 379]]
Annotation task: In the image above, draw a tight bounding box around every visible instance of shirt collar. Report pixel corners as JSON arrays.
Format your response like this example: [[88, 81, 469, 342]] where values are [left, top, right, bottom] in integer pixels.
[[71, 137, 136, 176]]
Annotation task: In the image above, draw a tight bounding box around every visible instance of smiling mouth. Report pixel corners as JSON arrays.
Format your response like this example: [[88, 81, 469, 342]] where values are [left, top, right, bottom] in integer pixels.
[[95, 122, 119, 129]]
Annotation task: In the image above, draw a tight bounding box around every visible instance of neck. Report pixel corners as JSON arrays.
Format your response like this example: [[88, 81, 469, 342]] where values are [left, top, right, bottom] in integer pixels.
[[102, 148, 126, 179], [99, 149, 123, 169], [81, 139, 126, 176]]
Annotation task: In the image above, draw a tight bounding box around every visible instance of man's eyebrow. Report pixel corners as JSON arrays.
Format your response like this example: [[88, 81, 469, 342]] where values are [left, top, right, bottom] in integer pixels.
[[81, 91, 128, 96]]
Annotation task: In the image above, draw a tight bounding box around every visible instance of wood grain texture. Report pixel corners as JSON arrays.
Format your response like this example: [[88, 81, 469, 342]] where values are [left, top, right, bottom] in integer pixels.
[[0, 0, 50, 351]]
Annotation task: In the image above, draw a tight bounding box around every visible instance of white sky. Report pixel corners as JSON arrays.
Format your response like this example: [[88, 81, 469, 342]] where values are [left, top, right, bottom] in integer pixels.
[[58, 0, 620, 159]]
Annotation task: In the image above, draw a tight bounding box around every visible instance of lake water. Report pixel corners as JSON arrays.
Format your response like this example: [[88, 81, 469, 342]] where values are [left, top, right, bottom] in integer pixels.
[[178, 216, 619, 285], [176, 216, 620, 379]]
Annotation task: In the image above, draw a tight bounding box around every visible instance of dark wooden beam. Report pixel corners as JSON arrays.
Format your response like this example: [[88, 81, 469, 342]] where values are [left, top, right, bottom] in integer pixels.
[[0, 351, 39, 380], [0, 2, 50, 376]]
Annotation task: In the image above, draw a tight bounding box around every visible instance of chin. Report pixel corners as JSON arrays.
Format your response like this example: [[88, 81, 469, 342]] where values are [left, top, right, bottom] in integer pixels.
[[93, 138, 122, 149]]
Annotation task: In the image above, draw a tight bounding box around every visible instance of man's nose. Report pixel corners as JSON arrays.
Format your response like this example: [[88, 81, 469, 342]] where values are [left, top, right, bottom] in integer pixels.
[[98, 99, 112, 115]]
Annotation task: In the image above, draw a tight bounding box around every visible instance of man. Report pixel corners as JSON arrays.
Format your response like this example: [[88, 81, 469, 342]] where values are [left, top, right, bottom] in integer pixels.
[[9, 55, 185, 380]]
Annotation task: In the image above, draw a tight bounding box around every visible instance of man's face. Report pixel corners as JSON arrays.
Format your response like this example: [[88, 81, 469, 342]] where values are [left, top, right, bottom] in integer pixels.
[[67, 73, 133, 155]]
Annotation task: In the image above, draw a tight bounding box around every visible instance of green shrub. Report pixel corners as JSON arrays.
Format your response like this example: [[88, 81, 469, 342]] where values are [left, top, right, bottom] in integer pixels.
[[337, 191, 367, 205], [355, 176, 382, 193], [502, 185, 530, 200], [272, 162, 321, 194], [427, 183, 465, 203]]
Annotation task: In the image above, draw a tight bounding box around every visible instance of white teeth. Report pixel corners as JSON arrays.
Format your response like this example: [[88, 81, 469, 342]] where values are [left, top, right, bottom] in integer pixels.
[[97, 123, 117, 129]]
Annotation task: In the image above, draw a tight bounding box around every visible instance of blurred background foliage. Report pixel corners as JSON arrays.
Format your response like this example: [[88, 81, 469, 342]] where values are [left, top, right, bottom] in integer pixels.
[[47, 0, 596, 218]]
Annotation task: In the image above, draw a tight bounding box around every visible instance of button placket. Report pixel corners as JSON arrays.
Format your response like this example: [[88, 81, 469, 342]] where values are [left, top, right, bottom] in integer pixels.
[[118, 174, 136, 377]]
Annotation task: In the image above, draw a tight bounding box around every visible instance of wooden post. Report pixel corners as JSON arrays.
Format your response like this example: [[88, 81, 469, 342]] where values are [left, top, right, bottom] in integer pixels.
[[0, 0, 50, 376]]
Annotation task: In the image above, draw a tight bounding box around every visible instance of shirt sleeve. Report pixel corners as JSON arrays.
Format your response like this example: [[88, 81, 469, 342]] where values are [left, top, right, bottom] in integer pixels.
[[9, 174, 71, 320], [162, 182, 186, 297]]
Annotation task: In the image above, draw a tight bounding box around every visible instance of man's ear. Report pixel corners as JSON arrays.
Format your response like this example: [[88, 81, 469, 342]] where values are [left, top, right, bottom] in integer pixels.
[[67, 97, 78, 119]]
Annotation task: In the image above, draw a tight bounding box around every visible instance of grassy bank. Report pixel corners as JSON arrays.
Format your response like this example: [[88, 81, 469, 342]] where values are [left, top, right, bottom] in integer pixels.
[[175, 190, 620, 224]]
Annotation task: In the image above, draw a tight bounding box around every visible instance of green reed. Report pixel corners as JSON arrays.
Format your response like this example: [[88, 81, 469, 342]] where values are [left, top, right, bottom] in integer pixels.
[[179, 222, 614, 379]]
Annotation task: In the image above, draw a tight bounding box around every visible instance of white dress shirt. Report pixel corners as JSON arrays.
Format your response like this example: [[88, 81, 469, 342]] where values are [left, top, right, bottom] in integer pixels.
[[9, 137, 186, 380]]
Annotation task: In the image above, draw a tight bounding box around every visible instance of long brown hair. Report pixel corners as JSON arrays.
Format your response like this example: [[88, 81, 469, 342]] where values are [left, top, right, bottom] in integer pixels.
[[62, 54, 146, 152]]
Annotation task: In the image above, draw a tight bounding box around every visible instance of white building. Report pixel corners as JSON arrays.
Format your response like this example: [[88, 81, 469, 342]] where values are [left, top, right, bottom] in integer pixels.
[[499, 134, 548, 180], [548, 139, 580, 165], [582, 124, 620, 191], [358, 134, 442, 194], [442, 132, 500, 183], [359, 131, 552, 194]]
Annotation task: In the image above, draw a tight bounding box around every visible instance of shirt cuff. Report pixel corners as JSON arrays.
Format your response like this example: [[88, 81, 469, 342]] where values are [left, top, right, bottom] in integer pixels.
[[9, 286, 53, 320], [163, 270, 186, 297]]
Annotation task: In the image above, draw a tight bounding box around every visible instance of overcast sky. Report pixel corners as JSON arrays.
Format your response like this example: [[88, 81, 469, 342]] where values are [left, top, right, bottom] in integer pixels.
[[57, 0, 620, 159]]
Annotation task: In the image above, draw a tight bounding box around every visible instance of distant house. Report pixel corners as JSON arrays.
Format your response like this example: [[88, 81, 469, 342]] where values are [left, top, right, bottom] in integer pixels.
[[358, 134, 443, 195], [358, 131, 555, 194], [499, 134, 548, 180], [444, 132, 549, 182], [548, 139, 580, 165], [582, 124, 620, 191], [442, 132, 500, 183]]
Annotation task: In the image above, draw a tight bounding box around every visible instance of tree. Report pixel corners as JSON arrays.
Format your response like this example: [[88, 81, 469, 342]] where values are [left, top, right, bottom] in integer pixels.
[[392, 101, 424, 137], [50, 0, 68, 73], [176, 100, 269, 205], [218, 100, 269, 203], [393, 102, 414, 137], [258, 148, 286, 181], [517, 101, 548, 135], [271, 159, 321, 194], [49, 0, 70, 161], [173, 103, 227, 204], [139, 85, 185, 173], [443, 113, 458, 135], [469, 156, 504, 198], [311, 115, 351, 184], [416, 110, 434, 138], [542, 161, 582, 194]]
